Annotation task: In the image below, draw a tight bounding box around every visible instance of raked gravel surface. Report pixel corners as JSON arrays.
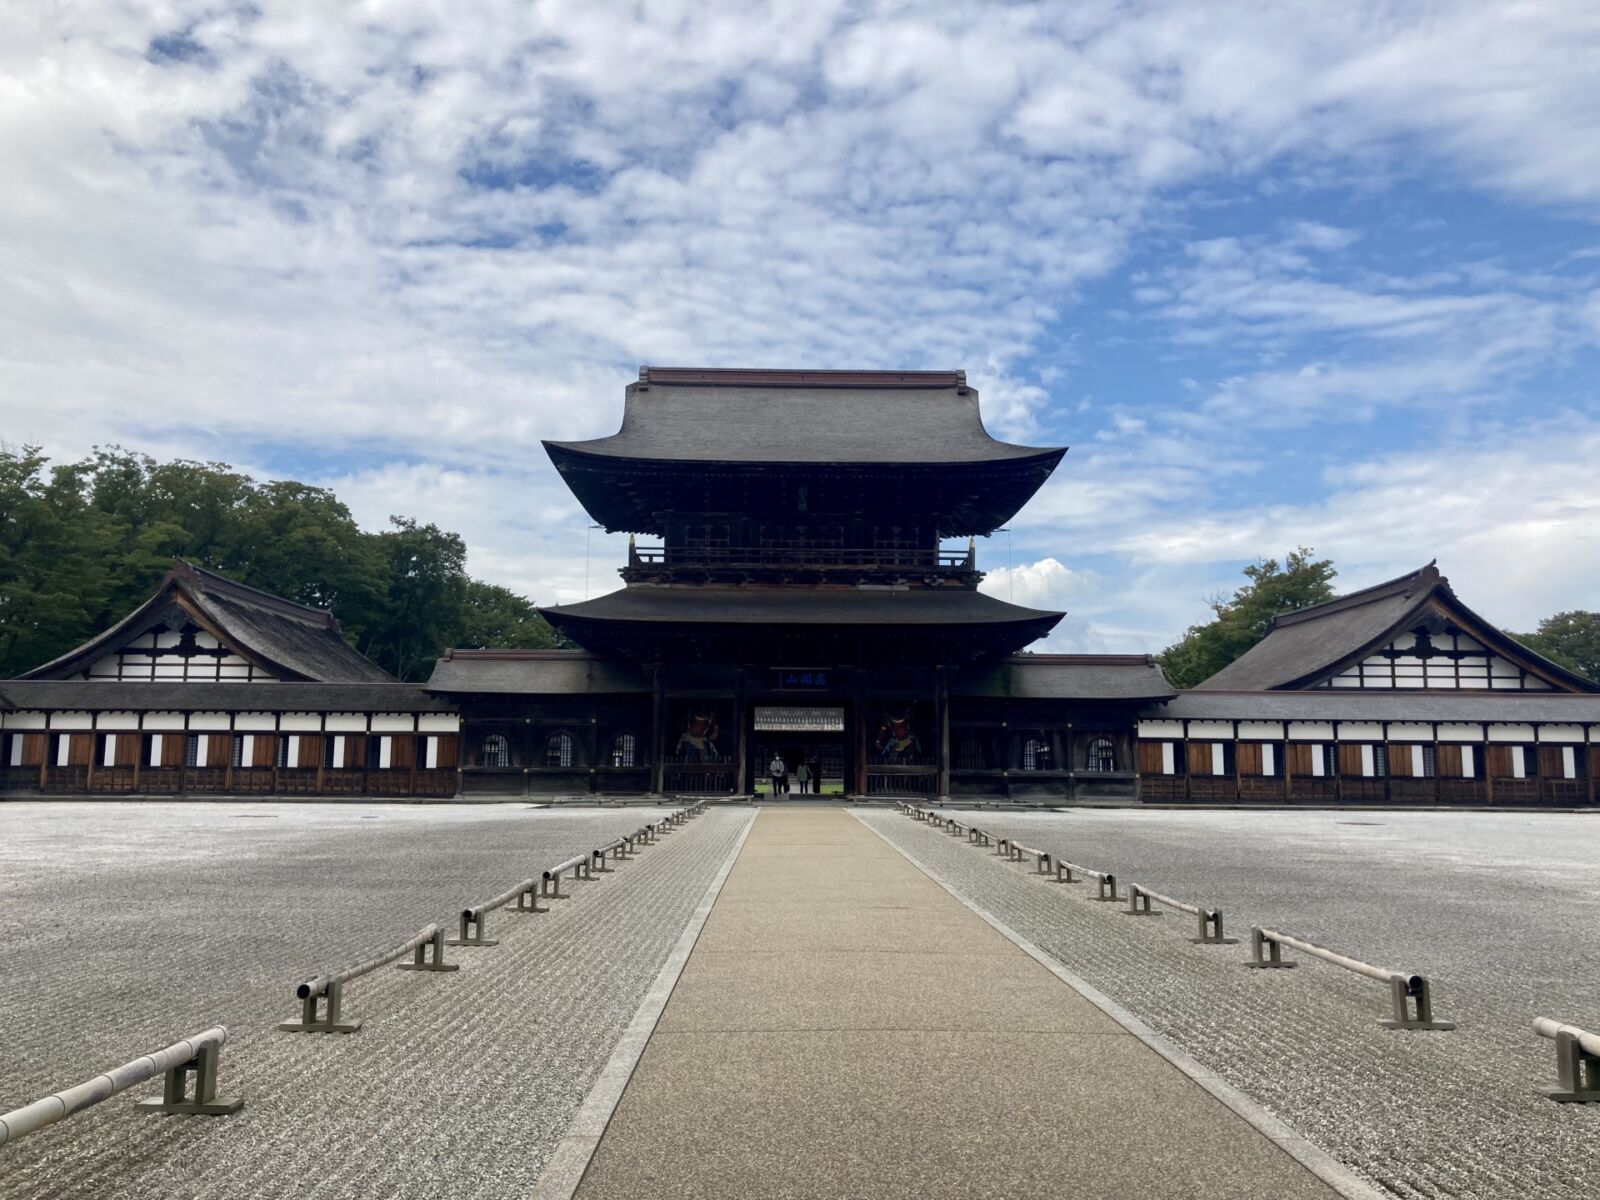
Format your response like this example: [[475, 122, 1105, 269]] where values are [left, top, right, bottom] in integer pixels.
[[0, 800, 752, 1200], [859, 807, 1600, 1200]]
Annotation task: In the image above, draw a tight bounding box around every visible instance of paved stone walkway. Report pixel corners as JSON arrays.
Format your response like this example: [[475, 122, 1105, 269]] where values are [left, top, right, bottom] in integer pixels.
[[572, 807, 1346, 1199]]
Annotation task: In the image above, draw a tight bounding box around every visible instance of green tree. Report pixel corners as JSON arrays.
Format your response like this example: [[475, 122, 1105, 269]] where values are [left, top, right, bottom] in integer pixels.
[[360, 517, 471, 681], [1511, 612, 1600, 683], [0, 447, 112, 674], [460, 580, 561, 650], [1158, 549, 1338, 689], [0, 445, 562, 680]]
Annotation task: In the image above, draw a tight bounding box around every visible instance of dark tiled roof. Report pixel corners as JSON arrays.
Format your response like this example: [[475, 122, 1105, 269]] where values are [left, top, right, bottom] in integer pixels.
[[427, 651, 648, 695], [958, 655, 1176, 701], [1194, 563, 1596, 693], [542, 585, 1063, 628], [20, 560, 395, 684], [1149, 691, 1600, 723], [544, 367, 1064, 466], [0, 681, 449, 713]]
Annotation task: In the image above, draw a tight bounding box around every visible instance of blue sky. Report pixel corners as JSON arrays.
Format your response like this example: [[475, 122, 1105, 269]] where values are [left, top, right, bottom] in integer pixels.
[[3, 2, 1598, 652]]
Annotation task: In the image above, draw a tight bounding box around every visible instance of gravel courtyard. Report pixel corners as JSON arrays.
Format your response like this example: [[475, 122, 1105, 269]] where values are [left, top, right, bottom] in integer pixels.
[[860, 807, 1600, 1200], [0, 801, 753, 1200]]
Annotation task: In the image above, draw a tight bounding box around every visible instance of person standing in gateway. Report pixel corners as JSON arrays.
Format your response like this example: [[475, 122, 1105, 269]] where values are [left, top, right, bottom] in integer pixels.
[[768, 753, 787, 796], [795, 760, 811, 795]]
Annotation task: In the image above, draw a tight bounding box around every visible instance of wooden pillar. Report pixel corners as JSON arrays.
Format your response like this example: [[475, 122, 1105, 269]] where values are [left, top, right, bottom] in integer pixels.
[[935, 666, 951, 799], [315, 714, 326, 795], [649, 664, 666, 796], [853, 668, 869, 798], [1587, 735, 1596, 806], [1381, 721, 1391, 804], [1482, 730, 1494, 805], [1182, 720, 1191, 803], [588, 711, 600, 795], [733, 673, 748, 796], [1431, 721, 1441, 804], [409, 717, 420, 797], [1232, 720, 1242, 803], [1282, 731, 1293, 802], [1332, 722, 1343, 805]]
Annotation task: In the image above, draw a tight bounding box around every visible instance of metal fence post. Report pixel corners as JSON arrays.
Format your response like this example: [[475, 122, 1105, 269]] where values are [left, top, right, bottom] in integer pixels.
[[279, 979, 362, 1034], [397, 927, 458, 973], [1378, 975, 1455, 1031], [1546, 1029, 1600, 1102], [1245, 927, 1295, 969], [1124, 886, 1158, 916], [447, 909, 497, 948], [1193, 910, 1238, 945], [134, 1039, 243, 1116]]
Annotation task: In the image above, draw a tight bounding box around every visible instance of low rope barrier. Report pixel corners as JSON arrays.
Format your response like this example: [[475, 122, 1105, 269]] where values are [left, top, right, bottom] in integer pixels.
[[0, 1026, 240, 1148], [449, 878, 542, 947], [1052, 857, 1119, 901], [1124, 884, 1237, 944], [1246, 927, 1455, 1030], [1533, 1018, 1600, 1102], [280, 923, 457, 1034], [543, 852, 594, 899]]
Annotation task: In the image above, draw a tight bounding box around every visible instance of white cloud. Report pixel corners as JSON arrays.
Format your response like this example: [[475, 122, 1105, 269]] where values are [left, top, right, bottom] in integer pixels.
[[1114, 415, 1600, 632], [979, 556, 1100, 611], [3, 0, 1600, 636]]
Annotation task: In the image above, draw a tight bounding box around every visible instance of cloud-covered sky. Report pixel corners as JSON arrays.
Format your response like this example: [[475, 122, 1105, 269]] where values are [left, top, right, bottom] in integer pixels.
[[4, 2, 1598, 650]]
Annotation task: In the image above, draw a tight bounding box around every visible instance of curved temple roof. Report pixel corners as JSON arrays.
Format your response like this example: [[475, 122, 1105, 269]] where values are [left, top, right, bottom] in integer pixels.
[[20, 559, 395, 684], [1195, 562, 1597, 692], [539, 584, 1064, 664], [545, 367, 1064, 466]]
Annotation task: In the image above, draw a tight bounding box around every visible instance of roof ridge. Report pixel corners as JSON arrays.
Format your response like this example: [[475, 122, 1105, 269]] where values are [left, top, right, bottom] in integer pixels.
[[1271, 561, 1441, 628], [443, 649, 597, 660], [1009, 653, 1157, 665], [173, 560, 339, 628], [638, 366, 968, 390]]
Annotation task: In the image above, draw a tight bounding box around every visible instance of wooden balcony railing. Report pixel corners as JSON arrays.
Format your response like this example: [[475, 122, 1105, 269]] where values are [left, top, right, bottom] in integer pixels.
[[628, 544, 975, 572]]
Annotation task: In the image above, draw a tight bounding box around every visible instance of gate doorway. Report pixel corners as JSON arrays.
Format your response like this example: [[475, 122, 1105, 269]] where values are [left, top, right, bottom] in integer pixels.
[[750, 738, 847, 797], [750, 704, 849, 798]]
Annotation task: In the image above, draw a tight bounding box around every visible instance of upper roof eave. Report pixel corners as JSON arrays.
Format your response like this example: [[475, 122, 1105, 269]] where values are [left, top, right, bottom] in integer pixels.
[[541, 438, 1068, 470]]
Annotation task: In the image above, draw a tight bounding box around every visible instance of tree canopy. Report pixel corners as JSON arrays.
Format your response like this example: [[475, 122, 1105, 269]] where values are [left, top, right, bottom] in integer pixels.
[[1156, 549, 1339, 689], [1511, 612, 1600, 683], [0, 445, 558, 680]]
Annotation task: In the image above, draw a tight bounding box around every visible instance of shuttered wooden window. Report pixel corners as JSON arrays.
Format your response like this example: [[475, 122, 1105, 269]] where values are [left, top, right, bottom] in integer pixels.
[[296, 735, 323, 769], [67, 734, 94, 766], [252, 735, 276, 769], [1137, 741, 1165, 775], [436, 735, 459, 769], [1486, 745, 1514, 779], [1185, 742, 1212, 775], [1387, 744, 1413, 778], [20, 733, 47, 766], [1287, 743, 1312, 777], [1437, 745, 1462, 777], [1235, 742, 1259, 776], [1337, 744, 1366, 777]]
